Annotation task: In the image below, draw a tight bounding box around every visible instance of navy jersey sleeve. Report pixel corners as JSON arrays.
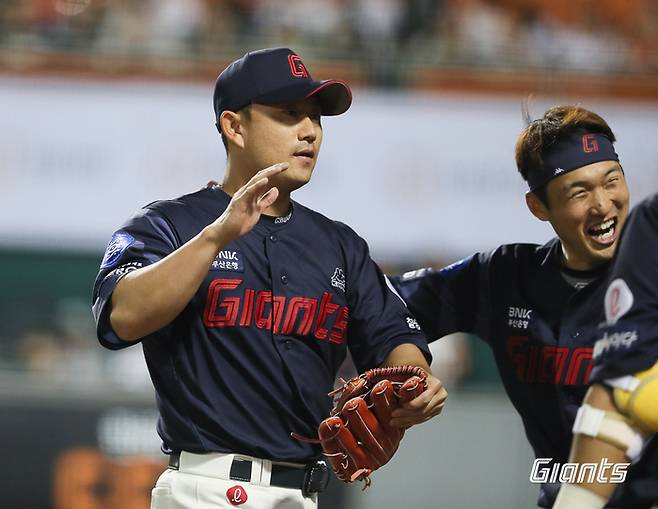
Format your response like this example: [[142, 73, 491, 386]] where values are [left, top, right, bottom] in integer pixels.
[[91, 206, 179, 350], [591, 194, 658, 383], [339, 226, 432, 373], [390, 253, 493, 343]]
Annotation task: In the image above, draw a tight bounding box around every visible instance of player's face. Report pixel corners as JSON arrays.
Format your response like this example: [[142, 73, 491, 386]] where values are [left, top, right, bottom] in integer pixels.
[[241, 98, 323, 192], [536, 161, 629, 271]]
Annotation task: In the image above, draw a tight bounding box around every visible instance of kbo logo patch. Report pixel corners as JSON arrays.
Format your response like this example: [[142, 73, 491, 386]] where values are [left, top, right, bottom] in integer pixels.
[[101, 231, 135, 269]]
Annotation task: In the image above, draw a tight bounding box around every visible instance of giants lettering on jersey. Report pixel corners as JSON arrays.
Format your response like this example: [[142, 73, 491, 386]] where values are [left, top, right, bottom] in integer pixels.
[[203, 278, 349, 343], [506, 336, 593, 385]]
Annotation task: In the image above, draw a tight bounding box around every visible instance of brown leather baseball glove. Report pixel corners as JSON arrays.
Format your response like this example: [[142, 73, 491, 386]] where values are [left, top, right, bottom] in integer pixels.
[[294, 366, 428, 488]]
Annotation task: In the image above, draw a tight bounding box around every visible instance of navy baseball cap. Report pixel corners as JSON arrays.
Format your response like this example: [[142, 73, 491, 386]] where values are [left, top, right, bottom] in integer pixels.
[[213, 47, 352, 122]]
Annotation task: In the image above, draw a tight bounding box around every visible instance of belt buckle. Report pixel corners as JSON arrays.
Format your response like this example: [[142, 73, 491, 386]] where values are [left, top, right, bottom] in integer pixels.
[[302, 460, 329, 497]]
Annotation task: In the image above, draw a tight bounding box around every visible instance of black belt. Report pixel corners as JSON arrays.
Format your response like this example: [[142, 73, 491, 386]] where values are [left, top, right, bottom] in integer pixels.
[[168, 452, 329, 496]]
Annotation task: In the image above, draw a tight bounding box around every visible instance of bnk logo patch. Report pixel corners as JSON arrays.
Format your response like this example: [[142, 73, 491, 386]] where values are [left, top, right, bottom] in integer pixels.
[[211, 249, 244, 273]]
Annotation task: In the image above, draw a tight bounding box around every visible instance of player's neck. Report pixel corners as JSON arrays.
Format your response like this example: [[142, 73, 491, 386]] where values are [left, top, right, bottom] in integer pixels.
[[263, 193, 292, 217], [220, 163, 247, 197]]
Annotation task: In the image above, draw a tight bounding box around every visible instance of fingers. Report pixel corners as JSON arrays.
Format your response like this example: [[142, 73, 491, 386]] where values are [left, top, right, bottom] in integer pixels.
[[389, 397, 446, 428], [257, 187, 279, 210], [234, 162, 288, 200], [399, 376, 446, 411], [389, 397, 446, 427], [389, 376, 448, 428], [242, 176, 271, 198], [249, 162, 289, 186]]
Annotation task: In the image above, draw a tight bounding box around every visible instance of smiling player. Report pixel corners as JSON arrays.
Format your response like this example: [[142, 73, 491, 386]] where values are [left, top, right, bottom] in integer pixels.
[[391, 105, 658, 508]]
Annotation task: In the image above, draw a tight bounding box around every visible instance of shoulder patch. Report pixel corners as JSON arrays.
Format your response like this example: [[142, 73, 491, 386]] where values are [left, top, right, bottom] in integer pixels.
[[401, 268, 430, 281], [604, 278, 634, 325], [101, 231, 136, 269]]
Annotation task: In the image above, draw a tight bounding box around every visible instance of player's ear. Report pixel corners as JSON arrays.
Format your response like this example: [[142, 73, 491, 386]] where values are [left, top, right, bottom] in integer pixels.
[[219, 110, 246, 150], [526, 191, 550, 222]]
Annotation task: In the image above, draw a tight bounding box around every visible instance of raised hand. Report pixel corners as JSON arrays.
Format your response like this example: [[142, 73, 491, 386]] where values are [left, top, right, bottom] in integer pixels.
[[208, 162, 288, 244]]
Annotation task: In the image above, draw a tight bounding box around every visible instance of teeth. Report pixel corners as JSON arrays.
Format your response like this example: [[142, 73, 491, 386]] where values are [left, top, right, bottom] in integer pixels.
[[597, 228, 614, 240], [591, 219, 614, 233]]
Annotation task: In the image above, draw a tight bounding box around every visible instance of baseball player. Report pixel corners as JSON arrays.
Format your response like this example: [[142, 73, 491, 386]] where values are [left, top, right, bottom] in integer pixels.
[[391, 105, 658, 508], [91, 47, 447, 509], [553, 192, 658, 509]]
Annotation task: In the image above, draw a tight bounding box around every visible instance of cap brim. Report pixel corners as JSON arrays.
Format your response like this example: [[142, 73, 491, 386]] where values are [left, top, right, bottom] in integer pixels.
[[305, 80, 352, 116], [253, 80, 352, 116]]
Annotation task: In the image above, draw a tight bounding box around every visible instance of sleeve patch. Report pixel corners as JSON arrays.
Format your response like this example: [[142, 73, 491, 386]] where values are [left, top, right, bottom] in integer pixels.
[[604, 278, 634, 325], [101, 231, 136, 269], [406, 317, 421, 330], [109, 261, 144, 279]]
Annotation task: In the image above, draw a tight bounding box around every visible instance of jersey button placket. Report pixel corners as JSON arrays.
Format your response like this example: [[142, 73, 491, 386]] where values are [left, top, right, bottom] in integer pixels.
[[265, 231, 290, 357]]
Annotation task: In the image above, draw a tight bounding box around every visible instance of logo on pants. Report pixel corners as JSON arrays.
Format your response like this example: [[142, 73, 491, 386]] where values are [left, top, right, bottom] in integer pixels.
[[226, 485, 248, 506]]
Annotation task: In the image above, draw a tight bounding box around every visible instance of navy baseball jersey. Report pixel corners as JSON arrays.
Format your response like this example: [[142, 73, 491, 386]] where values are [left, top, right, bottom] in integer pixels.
[[92, 186, 431, 463], [592, 193, 658, 384], [392, 240, 658, 508]]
